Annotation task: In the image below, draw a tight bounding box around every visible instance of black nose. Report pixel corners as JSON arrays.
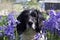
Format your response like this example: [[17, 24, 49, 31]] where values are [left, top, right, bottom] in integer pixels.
[[28, 22, 33, 27]]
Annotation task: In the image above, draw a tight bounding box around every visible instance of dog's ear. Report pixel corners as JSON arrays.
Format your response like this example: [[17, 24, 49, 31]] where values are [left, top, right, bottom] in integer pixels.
[[35, 10, 45, 21], [17, 10, 29, 22]]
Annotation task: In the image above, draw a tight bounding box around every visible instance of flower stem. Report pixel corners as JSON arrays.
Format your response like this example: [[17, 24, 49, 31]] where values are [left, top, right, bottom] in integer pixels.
[[3, 36, 6, 40]]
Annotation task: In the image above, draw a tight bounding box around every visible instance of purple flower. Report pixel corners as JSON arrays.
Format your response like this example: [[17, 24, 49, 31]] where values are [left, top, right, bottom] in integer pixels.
[[43, 18, 56, 34], [0, 16, 2, 19], [4, 25, 15, 36], [0, 27, 3, 31], [34, 33, 41, 40], [33, 32, 47, 40], [0, 26, 6, 36], [43, 10, 60, 34], [7, 12, 20, 27], [49, 10, 56, 17]]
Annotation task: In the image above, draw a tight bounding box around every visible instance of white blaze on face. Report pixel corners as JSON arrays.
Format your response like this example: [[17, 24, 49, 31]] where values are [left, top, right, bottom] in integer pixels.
[[29, 17, 35, 29], [32, 23, 35, 29]]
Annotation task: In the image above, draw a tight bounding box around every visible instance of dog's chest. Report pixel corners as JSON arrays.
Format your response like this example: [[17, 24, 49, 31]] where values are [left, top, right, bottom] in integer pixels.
[[22, 28, 36, 40]]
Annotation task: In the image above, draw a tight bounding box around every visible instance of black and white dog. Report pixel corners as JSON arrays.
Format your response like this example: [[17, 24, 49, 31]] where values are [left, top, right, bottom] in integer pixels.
[[16, 9, 45, 40]]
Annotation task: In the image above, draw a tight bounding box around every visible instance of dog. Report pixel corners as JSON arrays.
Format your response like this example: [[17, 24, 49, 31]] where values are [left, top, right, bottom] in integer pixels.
[[16, 9, 45, 40]]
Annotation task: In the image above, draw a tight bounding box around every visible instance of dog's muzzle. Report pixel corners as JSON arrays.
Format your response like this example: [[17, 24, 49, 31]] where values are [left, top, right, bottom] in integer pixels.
[[28, 22, 33, 27], [28, 21, 35, 29]]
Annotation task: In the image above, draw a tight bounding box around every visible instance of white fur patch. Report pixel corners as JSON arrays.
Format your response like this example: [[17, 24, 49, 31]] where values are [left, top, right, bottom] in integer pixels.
[[32, 23, 35, 29]]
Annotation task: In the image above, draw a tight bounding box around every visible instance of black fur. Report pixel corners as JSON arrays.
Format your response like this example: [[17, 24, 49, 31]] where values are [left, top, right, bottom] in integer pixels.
[[16, 9, 45, 35]]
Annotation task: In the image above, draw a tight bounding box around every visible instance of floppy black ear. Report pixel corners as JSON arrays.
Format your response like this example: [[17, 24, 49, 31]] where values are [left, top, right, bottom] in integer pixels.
[[35, 10, 45, 33], [35, 9, 45, 21], [17, 10, 29, 22], [16, 10, 29, 35]]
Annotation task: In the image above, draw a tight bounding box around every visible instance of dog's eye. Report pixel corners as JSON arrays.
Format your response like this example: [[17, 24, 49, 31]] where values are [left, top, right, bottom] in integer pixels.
[[30, 13, 36, 17]]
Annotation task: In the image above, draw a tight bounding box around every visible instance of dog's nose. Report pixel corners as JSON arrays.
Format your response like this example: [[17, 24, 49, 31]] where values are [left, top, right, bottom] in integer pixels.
[[28, 22, 33, 26]]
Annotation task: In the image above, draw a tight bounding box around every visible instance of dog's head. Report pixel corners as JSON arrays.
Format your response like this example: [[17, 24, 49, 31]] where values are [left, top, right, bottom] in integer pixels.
[[17, 9, 45, 33], [27, 9, 45, 32], [27, 9, 37, 29]]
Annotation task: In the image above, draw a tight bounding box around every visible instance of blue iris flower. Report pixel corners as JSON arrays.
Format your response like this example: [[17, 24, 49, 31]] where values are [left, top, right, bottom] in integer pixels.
[[43, 9, 60, 35], [0, 26, 3, 36], [4, 11, 18, 39], [43, 10, 58, 34]]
